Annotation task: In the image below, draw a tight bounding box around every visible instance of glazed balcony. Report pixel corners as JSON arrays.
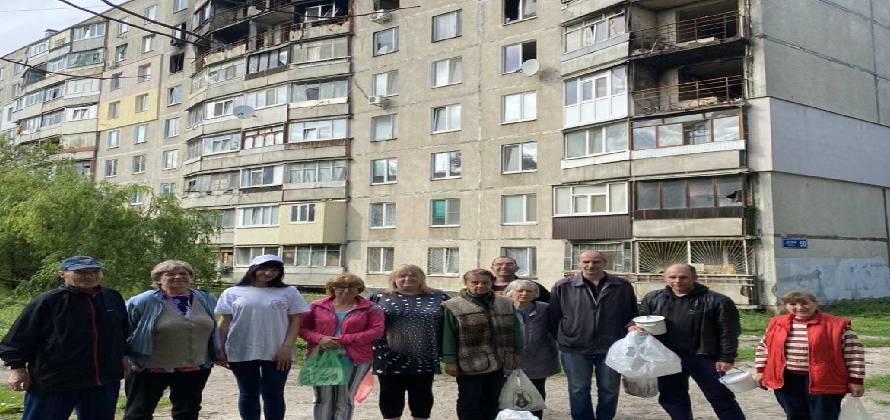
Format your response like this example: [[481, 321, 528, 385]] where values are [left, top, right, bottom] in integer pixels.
[[632, 75, 745, 116]]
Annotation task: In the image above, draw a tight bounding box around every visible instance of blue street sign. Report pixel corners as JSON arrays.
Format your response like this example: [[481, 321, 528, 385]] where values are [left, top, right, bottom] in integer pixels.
[[783, 238, 808, 249]]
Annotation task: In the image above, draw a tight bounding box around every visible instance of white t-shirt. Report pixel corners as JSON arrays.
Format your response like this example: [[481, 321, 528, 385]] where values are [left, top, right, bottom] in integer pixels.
[[216, 286, 310, 362]]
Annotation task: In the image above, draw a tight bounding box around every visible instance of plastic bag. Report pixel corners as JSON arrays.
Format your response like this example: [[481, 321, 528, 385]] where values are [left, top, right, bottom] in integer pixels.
[[353, 370, 375, 403], [495, 409, 539, 420], [298, 349, 347, 386], [498, 369, 546, 411], [605, 331, 682, 378], [624, 377, 659, 398], [839, 397, 873, 420]]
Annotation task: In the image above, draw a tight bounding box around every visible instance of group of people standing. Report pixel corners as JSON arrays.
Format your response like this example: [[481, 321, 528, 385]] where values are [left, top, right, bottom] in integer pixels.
[[0, 252, 868, 420]]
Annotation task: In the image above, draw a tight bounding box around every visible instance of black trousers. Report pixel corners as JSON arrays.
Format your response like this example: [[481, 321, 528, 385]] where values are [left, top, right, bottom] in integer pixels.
[[377, 373, 435, 418], [123, 368, 212, 420], [530, 377, 547, 420], [774, 371, 844, 420], [456, 370, 505, 420]]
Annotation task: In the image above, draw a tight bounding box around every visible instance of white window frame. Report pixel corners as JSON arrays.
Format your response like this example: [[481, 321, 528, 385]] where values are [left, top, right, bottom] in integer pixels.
[[168, 86, 182, 106], [244, 85, 288, 109], [371, 114, 397, 141], [286, 160, 347, 184], [503, 40, 536, 74], [290, 79, 348, 103], [427, 247, 460, 275], [104, 159, 118, 178], [132, 155, 146, 174], [108, 101, 120, 119], [130, 190, 144, 205], [370, 158, 398, 185], [205, 96, 240, 119], [164, 118, 180, 138], [235, 246, 280, 266], [118, 18, 129, 34], [135, 94, 149, 113], [565, 121, 628, 159], [73, 23, 106, 41], [431, 104, 461, 133], [289, 245, 342, 267], [202, 133, 240, 156], [142, 35, 155, 53], [431, 57, 461, 88], [373, 27, 399, 56], [432, 10, 462, 42], [563, 11, 626, 54], [372, 70, 399, 97], [138, 64, 151, 83], [501, 141, 537, 174], [287, 118, 347, 143], [501, 247, 536, 277], [106, 130, 120, 149], [240, 165, 283, 188], [504, 0, 537, 24], [430, 198, 460, 227], [174, 0, 189, 12], [238, 206, 279, 228], [115, 44, 127, 62], [367, 247, 395, 273], [144, 5, 157, 19], [563, 66, 628, 128], [502, 91, 537, 123], [369, 202, 396, 229], [431, 151, 461, 180], [159, 183, 176, 196], [553, 182, 628, 216], [289, 203, 316, 224], [161, 150, 179, 170], [134, 124, 147, 144], [502, 193, 537, 225]]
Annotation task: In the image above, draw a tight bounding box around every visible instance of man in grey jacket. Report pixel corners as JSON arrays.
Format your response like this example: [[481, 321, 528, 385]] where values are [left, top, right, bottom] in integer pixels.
[[548, 251, 637, 420]]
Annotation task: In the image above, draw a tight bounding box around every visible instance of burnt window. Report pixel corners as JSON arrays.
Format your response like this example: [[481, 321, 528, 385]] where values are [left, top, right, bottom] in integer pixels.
[[374, 0, 398, 10], [169, 53, 185, 73]]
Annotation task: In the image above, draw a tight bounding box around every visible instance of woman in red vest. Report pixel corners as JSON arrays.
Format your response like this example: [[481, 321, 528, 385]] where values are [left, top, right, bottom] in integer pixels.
[[752, 290, 865, 420]]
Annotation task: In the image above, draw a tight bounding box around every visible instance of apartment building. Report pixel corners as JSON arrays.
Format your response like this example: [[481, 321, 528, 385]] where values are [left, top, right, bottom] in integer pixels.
[[1, 0, 888, 305]]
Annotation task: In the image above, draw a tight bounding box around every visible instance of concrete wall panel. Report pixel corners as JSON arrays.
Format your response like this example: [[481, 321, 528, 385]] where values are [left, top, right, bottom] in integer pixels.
[[774, 243, 890, 302]]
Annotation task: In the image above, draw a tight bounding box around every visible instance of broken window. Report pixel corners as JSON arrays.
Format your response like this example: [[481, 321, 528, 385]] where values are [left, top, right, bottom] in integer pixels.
[[504, 0, 536, 24], [503, 40, 536, 73], [636, 176, 745, 210], [170, 53, 185, 74], [632, 110, 742, 149]]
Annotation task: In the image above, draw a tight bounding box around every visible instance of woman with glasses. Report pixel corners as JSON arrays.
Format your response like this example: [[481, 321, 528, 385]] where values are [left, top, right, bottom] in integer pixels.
[[216, 255, 310, 420], [300, 273, 385, 420]]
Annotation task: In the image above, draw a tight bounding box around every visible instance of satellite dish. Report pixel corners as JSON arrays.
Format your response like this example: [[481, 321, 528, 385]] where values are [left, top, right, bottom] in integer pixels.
[[520, 59, 540, 77], [233, 105, 255, 119]]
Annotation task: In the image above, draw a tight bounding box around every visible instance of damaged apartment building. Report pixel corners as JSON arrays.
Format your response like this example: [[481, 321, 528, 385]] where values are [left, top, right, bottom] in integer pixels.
[[0, 0, 888, 306]]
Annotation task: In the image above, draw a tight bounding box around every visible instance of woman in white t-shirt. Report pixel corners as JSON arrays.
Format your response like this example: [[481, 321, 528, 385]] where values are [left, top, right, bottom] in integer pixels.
[[216, 255, 310, 420]]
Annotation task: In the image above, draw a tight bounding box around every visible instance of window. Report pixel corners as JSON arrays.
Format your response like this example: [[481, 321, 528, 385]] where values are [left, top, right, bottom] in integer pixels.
[[369, 202, 396, 228], [373, 28, 398, 56], [637, 240, 752, 275], [67, 49, 104, 68], [565, 121, 628, 158], [144, 5, 157, 20], [167, 86, 182, 105], [161, 150, 179, 170], [432, 10, 461, 42], [41, 110, 64, 127], [368, 247, 395, 273], [110, 73, 122, 90], [47, 57, 67, 72], [67, 106, 95, 121], [202, 133, 240, 155], [502, 194, 536, 224], [135, 94, 149, 113], [303, 4, 340, 22], [504, 0, 536, 24], [284, 245, 342, 267], [65, 78, 99, 96], [431, 151, 461, 179], [118, 18, 129, 34], [23, 91, 43, 107], [105, 159, 118, 177], [210, 209, 236, 228], [503, 41, 536, 73], [372, 71, 398, 97], [636, 176, 744, 210], [193, 4, 212, 28], [115, 44, 127, 62], [244, 85, 288, 109], [431, 57, 461, 87], [239, 206, 278, 227], [430, 198, 460, 226], [243, 125, 285, 149], [290, 203, 316, 223], [247, 46, 289, 74], [132, 155, 146, 174], [129, 125, 146, 145], [73, 23, 106, 41], [565, 242, 631, 272], [371, 114, 397, 141], [130, 190, 145, 205], [107, 130, 120, 149], [287, 160, 347, 184], [564, 66, 628, 127], [299, 37, 348, 63], [164, 118, 180, 138], [142, 35, 155, 53], [27, 41, 48, 58], [291, 79, 348, 102], [632, 110, 741, 150], [159, 183, 176, 196], [554, 182, 628, 216], [240, 165, 282, 188], [374, 0, 398, 10], [170, 53, 185, 73], [174, 0, 189, 12], [502, 247, 536, 276], [428, 248, 459, 275], [371, 159, 398, 184], [288, 119, 347, 143], [205, 96, 239, 119], [205, 61, 243, 84], [564, 12, 626, 53], [432, 104, 461, 133], [502, 91, 536, 123], [235, 246, 279, 266], [502, 141, 537, 173], [138, 64, 152, 83], [0, 68, 4, 80]]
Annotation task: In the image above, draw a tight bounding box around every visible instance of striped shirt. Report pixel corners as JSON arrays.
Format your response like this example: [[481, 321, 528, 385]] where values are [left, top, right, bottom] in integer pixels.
[[754, 317, 865, 384]]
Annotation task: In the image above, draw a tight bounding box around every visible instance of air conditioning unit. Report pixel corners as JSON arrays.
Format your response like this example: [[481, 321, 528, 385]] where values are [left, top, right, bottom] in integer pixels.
[[368, 95, 390, 107], [368, 11, 392, 24]]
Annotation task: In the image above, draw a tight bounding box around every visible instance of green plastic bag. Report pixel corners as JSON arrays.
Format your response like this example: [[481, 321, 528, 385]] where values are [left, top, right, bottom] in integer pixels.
[[298, 349, 347, 386]]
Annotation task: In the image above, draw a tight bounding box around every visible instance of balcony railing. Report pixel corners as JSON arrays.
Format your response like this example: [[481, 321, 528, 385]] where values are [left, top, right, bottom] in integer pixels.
[[632, 75, 745, 115], [632, 11, 742, 54]]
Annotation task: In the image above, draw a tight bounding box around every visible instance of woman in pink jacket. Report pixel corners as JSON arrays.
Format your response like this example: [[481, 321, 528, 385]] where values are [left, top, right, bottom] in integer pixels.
[[300, 274, 385, 420]]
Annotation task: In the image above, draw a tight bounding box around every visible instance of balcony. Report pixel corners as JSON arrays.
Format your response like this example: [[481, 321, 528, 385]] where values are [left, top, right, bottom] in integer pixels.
[[632, 75, 745, 115]]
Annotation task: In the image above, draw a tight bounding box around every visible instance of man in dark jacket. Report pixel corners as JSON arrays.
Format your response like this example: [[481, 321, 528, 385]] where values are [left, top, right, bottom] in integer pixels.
[[490, 256, 551, 303], [548, 251, 637, 420], [0, 256, 128, 420], [630, 263, 745, 420]]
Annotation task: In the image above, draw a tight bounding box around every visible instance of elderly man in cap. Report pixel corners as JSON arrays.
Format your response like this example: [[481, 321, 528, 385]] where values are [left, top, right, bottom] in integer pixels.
[[0, 256, 129, 420]]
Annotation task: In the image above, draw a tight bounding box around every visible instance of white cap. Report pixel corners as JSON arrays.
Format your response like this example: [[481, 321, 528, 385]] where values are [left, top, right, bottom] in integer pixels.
[[250, 254, 283, 267]]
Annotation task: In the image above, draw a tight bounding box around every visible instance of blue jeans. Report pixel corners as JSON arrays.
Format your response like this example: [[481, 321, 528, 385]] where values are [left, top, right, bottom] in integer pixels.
[[657, 355, 745, 420], [560, 352, 620, 420], [22, 381, 120, 420], [774, 370, 844, 420], [229, 360, 290, 420]]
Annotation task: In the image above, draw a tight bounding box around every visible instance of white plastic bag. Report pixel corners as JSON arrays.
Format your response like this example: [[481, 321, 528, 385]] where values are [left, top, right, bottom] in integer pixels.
[[605, 331, 682, 378], [496, 409, 539, 420], [498, 369, 546, 411], [624, 377, 659, 398], [839, 397, 873, 420]]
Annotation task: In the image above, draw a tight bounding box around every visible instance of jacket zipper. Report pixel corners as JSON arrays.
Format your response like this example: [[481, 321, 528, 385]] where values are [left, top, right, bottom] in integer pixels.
[[86, 296, 102, 385]]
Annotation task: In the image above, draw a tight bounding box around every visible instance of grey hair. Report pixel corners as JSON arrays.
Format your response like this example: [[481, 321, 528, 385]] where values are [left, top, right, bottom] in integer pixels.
[[504, 280, 539, 299], [150, 260, 195, 287]]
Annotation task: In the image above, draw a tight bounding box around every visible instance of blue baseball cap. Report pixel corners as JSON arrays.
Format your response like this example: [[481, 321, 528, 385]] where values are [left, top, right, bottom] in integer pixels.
[[59, 256, 104, 271], [250, 254, 283, 267]]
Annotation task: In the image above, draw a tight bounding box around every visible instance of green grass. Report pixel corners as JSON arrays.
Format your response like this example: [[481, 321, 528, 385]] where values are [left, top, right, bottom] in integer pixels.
[[739, 299, 890, 344], [0, 387, 23, 416], [865, 374, 890, 393], [872, 398, 890, 406], [735, 347, 755, 361]]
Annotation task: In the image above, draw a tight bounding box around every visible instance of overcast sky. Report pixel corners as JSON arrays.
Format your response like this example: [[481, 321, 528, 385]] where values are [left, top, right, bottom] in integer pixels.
[[0, 0, 126, 56]]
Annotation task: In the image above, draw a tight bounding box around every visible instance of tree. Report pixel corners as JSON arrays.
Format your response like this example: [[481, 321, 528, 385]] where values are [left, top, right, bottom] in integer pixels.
[[0, 138, 220, 297]]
